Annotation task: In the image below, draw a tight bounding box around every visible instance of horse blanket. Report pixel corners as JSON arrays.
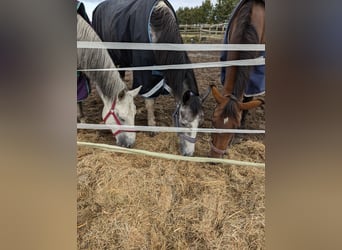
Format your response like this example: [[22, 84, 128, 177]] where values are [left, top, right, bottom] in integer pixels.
[[76, 1, 91, 101], [77, 72, 91, 102], [92, 0, 176, 98], [220, 0, 265, 97]]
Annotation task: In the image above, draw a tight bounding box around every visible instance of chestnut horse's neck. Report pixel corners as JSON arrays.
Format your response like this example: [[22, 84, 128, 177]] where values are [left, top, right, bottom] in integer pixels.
[[223, 0, 265, 100]]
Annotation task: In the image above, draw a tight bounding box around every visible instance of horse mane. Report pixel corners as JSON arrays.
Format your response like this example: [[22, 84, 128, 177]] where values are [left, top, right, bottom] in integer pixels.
[[77, 14, 126, 102], [150, 1, 199, 107], [223, 0, 259, 120]]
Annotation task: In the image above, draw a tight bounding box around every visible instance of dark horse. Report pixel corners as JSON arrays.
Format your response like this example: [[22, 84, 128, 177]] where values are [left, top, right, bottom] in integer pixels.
[[210, 0, 265, 158], [92, 0, 209, 156]]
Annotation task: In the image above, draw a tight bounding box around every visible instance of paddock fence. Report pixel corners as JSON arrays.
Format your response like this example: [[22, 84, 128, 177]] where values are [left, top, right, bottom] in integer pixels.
[[179, 23, 227, 42], [77, 40, 265, 167]]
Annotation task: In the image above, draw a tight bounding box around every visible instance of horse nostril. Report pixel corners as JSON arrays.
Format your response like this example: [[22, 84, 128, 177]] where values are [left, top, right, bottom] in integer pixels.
[[116, 140, 127, 148], [209, 162, 218, 165], [182, 151, 193, 157]]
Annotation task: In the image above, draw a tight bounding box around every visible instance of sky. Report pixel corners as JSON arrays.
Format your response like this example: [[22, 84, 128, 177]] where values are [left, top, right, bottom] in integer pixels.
[[81, 0, 217, 20]]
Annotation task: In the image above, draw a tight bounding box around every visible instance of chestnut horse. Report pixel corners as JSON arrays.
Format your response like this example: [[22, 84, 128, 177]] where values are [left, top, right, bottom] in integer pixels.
[[210, 0, 265, 158]]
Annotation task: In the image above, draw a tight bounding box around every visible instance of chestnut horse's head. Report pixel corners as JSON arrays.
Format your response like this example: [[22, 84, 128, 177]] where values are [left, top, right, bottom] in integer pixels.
[[209, 85, 264, 158]]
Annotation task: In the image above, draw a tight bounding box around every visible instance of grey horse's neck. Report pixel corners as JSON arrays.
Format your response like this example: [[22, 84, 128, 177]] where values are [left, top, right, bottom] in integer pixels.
[[77, 14, 126, 102]]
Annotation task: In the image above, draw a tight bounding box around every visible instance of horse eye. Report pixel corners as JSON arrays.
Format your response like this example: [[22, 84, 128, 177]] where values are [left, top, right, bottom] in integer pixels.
[[180, 121, 187, 127]]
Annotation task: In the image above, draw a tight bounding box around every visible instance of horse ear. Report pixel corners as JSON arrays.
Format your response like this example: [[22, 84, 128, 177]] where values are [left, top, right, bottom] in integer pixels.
[[239, 99, 264, 110], [211, 85, 226, 104], [200, 86, 211, 103], [118, 89, 126, 100], [128, 85, 142, 98]]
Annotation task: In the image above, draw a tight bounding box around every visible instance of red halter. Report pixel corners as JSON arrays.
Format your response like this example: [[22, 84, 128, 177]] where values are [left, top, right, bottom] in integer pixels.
[[103, 99, 123, 137]]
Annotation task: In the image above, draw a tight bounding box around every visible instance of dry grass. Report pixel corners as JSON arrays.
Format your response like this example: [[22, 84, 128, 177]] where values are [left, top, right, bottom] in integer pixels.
[[77, 140, 265, 249]]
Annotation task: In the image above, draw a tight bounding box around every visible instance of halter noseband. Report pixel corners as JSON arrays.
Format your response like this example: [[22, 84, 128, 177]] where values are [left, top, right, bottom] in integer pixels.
[[103, 99, 125, 137], [172, 103, 197, 144], [210, 140, 227, 157]]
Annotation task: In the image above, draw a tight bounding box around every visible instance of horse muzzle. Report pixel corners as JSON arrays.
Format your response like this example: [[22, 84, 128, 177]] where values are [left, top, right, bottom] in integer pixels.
[[115, 133, 136, 148], [179, 136, 196, 157]]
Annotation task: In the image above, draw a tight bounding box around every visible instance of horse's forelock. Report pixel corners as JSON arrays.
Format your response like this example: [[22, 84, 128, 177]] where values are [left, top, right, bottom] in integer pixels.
[[223, 100, 239, 122], [188, 95, 202, 116]]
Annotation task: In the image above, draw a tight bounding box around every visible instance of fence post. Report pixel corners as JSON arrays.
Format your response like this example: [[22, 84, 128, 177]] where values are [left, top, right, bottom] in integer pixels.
[[199, 24, 202, 41]]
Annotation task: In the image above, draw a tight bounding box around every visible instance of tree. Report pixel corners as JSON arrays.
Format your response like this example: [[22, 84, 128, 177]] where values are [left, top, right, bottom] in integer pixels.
[[212, 0, 239, 23], [175, 0, 239, 24]]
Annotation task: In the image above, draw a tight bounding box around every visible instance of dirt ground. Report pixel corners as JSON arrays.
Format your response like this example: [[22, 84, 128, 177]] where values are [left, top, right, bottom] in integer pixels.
[[77, 48, 265, 249]]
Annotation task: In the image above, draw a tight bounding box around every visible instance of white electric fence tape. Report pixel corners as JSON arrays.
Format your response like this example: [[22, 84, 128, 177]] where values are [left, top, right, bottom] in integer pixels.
[[77, 42, 265, 71], [77, 57, 265, 72], [77, 141, 265, 168], [77, 123, 265, 134], [77, 42, 265, 51]]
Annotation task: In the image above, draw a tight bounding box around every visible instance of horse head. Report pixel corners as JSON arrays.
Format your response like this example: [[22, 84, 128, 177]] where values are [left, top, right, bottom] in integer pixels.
[[102, 86, 141, 148], [209, 85, 264, 158], [174, 78, 210, 156]]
